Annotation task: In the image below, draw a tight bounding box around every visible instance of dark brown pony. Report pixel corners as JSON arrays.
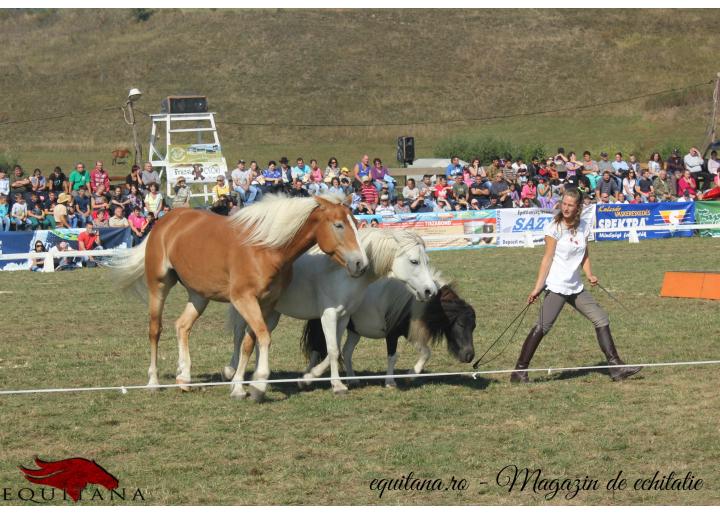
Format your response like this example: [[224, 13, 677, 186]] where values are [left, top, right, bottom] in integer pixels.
[[112, 194, 368, 401]]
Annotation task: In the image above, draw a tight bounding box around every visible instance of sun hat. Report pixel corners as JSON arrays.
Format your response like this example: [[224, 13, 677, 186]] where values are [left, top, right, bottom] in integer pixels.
[[57, 193, 71, 204]]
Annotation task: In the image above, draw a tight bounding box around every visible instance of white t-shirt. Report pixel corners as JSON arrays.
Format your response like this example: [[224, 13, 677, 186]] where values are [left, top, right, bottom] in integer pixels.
[[544, 219, 591, 295]]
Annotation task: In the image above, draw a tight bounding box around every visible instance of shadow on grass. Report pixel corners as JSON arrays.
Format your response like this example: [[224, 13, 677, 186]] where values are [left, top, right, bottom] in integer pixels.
[[531, 360, 646, 382]]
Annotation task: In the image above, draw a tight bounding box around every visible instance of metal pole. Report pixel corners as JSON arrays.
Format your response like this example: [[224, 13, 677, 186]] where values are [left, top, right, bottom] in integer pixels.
[[703, 72, 720, 157], [127, 100, 142, 167]]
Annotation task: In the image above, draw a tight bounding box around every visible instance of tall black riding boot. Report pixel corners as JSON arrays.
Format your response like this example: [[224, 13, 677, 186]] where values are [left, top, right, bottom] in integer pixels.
[[595, 325, 642, 381], [510, 326, 544, 383]]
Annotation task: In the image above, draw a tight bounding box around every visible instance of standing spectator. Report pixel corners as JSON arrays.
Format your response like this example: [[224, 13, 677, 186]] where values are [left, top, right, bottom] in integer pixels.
[[684, 146, 709, 190], [90, 161, 110, 194], [125, 165, 143, 192], [0, 194, 10, 231], [353, 154, 372, 186], [30, 168, 47, 196], [172, 176, 191, 209], [212, 175, 231, 203], [635, 170, 654, 202], [10, 166, 32, 203], [128, 206, 148, 245], [144, 183, 164, 216], [53, 193, 72, 229], [622, 170, 637, 201], [653, 169, 675, 201], [109, 205, 130, 228], [677, 170, 698, 200], [77, 221, 103, 267], [11, 193, 29, 230], [140, 162, 160, 190], [231, 159, 260, 205], [68, 162, 90, 194], [0, 168, 9, 197], [47, 166, 69, 195], [403, 178, 420, 202], [648, 152, 663, 177]]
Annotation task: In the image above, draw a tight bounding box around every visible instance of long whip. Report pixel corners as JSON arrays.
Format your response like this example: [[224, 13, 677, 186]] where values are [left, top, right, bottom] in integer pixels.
[[472, 301, 532, 369]]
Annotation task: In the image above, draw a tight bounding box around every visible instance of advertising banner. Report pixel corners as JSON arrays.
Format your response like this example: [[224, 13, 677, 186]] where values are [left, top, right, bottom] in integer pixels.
[[0, 228, 132, 271], [357, 210, 497, 250], [695, 201, 720, 238], [594, 202, 695, 241], [166, 143, 228, 185], [495, 207, 554, 247]]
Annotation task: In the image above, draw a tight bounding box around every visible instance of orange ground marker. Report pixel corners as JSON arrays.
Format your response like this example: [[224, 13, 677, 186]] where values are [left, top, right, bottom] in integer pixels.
[[660, 271, 720, 300]]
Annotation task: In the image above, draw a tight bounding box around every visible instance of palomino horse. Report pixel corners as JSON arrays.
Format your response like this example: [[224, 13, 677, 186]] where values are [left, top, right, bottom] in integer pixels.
[[111, 193, 368, 401], [222, 228, 437, 396], [301, 271, 476, 388]]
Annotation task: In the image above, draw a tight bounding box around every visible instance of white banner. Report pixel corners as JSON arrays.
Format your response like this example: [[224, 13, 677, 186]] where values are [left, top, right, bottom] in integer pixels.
[[496, 205, 597, 247]]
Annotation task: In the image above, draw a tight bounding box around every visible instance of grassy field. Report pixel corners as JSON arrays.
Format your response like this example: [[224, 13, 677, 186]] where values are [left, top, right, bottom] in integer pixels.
[[0, 237, 719, 505], [1, 9, 719, 173]]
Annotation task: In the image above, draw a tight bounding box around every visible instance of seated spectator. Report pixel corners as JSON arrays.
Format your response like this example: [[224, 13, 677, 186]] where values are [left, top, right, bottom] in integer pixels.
[[339, 176, 353, 196], [0, 194, 10, 231], [67, 203, 80, 229], [126, 184, 144, 215], [490, 172, 512, 208], [434, 175, 452, 201], [467, 158, 482, 179], [360, 175, 379, 211], [394, 197, 410, 214], [90, 161, 110, 194], [93, 206, 110, 227], [485, 157, 502, 181], [469, 175, 491, 208], [140, 162, 160, 190], [628, 154, 641, 175], [91, 184, 110, 215], [653, 169, 675, 201], [635, 170, 654, 202], [47, 166, 69, 195], [614, 192, 629, 204], [677, 170, 698, 200], [74, 186, 92, 227], [647, 193, 658, 203], [128, 206, 148, 245], [324, 157, 340, 184], [27, 194, 47, 230], [145, 182, 164, 216], [597, 152, 614, 181], [375, 195, 395, 216], [597, 192, 612, 204], [536, 176, 554, 209], [327, 177, 344, 196], [648, 152, 663, 178], [109, 205, 130, 228], [172, 176, 191, 209], [409, 189, 434, 213], [708, 150, 720, 180], [231, 160, 261, 205], [434, 197, 452, 212], [445, 156, 463, 183], [212, 175, 231, 202], [125, 164, 142, 192], [666, 149, 684, 192], [0, 168, 9, 198], [10, 166, 32, 202], [261, 160, 284, 194], [508, 183, 521, 207], [581, 151, 600, 190], [521, 179, 539, 207], [371, 158, 395, 196], [11, 193, 29, 230], [565, 152, 582, 181], [306, 159, 328, 196], [684, 146, 711, 191], [596, 170, 620, 199], [30, 240, 46, 272], [78, 221, 104, 267], [468, 198, 481, 210], [53, 192, 72, 229], [612, 152, 629, 179], [50, 241, 77, 271], [109, 185, 130, 215], [30, 168, 46, 196], [452, 174, 470, 204], [287, 177, 309, 198], [292, 157, 312, 184]]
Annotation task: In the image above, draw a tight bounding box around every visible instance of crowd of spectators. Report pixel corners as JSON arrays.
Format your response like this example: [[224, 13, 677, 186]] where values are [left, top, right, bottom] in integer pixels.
[[2, 146, 718, 243]]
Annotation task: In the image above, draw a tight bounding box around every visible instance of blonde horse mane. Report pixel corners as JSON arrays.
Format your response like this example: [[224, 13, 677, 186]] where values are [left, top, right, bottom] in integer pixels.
[[229, 193, 345, 248]]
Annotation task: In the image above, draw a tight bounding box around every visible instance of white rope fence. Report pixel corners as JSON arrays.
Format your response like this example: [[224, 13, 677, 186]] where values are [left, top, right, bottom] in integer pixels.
[[1, 359, 719, 396]]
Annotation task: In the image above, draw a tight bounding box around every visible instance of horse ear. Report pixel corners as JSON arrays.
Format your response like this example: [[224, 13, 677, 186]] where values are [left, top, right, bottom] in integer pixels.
[[439, 285, 455, 301], [343, 194, 353, 207], [314, 196, 331, 210]]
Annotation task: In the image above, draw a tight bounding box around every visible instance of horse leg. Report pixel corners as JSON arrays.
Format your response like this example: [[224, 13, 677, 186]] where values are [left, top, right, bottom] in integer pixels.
[[147, 275, 176, 388], [342, 331, 361, 386], [174, 290, 209, 391], [230, 311, 280, 399], [222, 306, 248, 381], [413, 339, 432, 375], [230, 296, 273, 402], [321, 310, 348, 394], [385, 334, 400, 388]]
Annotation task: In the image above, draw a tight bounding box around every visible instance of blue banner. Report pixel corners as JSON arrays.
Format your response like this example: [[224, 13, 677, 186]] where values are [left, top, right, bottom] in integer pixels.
[[594, 202, 695, 241], [0, 228, 132, 271]]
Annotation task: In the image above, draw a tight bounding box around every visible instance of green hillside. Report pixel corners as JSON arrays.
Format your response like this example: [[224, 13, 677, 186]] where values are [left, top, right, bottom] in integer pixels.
[[1, 8, 718, 171]]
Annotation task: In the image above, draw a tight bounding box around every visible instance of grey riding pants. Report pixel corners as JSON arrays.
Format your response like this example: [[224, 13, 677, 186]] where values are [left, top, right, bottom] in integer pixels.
[[537, 289, 609, 335]]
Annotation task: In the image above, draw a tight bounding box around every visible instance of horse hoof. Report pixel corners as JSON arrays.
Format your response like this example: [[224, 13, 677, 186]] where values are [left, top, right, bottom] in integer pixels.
[[333, 387, 349, 396], [222, 366, 236, 381], [230, 388, 248, 400], [346, 378, 360, 387], [248, 385, 266, 403], [385, 382, 397, 389], [176, 377, 192, 392]]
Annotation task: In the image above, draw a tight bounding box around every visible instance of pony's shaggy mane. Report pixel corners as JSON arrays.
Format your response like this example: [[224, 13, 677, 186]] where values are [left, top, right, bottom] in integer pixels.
[[229, 193, 344, 248]]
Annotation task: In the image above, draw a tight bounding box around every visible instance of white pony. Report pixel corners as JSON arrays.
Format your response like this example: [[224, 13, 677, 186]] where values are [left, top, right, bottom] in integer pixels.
[[223, 228, 437, 397]]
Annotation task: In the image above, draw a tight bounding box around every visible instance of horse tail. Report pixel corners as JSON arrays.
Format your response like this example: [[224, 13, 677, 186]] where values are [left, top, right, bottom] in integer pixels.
[[107, 236, 149, 302], [300, 319, 327, 361]]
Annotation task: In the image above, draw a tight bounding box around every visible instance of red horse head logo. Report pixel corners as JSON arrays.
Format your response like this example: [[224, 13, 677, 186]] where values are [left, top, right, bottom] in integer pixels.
[[19, 457, 119, 502]]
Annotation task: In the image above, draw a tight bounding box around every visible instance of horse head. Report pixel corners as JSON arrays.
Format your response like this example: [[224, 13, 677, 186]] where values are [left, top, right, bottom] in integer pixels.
[[388, 230, 437, 301], [423, 283, 476, 363], [312, 194, 369, 278]]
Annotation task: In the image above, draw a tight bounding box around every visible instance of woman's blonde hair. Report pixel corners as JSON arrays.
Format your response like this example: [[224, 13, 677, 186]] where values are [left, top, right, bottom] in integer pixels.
[[553, 188, 583, 234]]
